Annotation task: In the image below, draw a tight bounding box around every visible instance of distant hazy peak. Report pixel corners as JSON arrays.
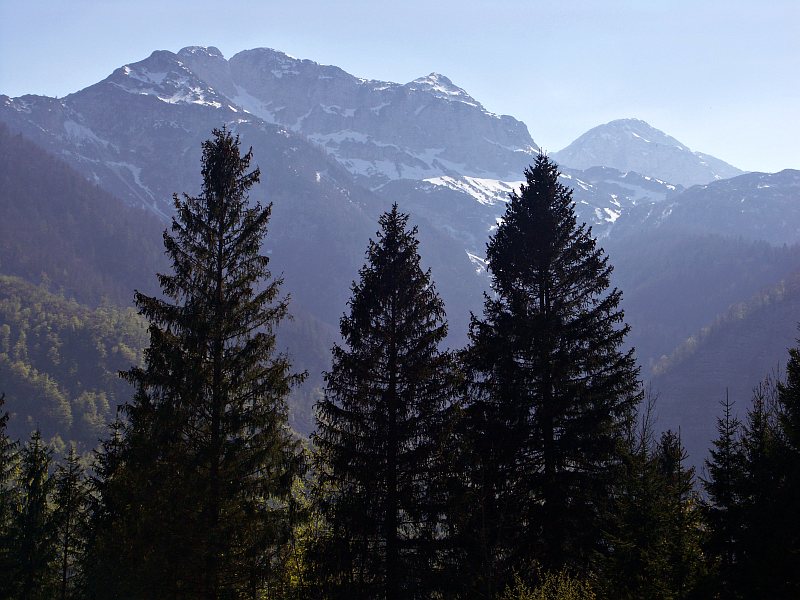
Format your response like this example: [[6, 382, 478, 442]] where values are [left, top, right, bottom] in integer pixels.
[[231, 47, 332, 72], [405, 72, 479, 106], [552, 117, 742, 186], [598, 118, 690, 149]]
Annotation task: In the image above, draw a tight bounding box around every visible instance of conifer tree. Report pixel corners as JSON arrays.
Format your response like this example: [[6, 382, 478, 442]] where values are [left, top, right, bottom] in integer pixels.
[[701, 391, 743, 595], [655, 430, 704, 597], [460, 154, 640, 594], [52, 445, 89, 600], [776, 335, 800, 594], [0, 391, 20, 597], [600, 402, 703, 599], [92, 127, 302, 598], [82, 417, 128, 598], [735, 377, 785, 596], [702, 373, 800, 597], [600, 398, 672, 599], [10, 429, 57, 599], [313, 205, 455, 600]]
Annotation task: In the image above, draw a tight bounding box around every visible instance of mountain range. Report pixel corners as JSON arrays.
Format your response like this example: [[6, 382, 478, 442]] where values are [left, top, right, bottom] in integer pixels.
[[1, 45, 798, 466]]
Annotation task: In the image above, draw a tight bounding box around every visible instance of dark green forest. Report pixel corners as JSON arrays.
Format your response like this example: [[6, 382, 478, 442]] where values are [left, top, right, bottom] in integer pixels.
[[1, 130, 799, 599], [0, 275, 148, 446]]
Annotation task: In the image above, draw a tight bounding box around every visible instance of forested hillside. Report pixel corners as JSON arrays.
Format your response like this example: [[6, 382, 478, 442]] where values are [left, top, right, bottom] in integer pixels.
[[0, 125, 343, 438], [0, 275, 147, 447], [0, 123, 167, 306], [652, 271, 800, 461], [608, 230, 800, 370]]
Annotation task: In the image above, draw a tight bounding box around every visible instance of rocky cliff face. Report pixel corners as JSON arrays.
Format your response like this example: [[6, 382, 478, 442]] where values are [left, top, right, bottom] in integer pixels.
[[180, 46, 540, 186]]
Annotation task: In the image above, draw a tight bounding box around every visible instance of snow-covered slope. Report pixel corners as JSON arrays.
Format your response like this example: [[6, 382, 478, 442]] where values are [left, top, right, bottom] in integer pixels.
[[174, 46, 539, 186], [552, 118, 742, 187], [378, 165, 682, 278]]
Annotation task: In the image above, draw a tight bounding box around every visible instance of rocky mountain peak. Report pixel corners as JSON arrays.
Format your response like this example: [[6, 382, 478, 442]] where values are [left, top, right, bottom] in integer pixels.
[[552, 118, 742, 186], [178, 45, 224, 59], [177, 46, 236, 98], [405, 73, 479, 106], [602, 118, 690, 150], [106, 50, 226, 110]]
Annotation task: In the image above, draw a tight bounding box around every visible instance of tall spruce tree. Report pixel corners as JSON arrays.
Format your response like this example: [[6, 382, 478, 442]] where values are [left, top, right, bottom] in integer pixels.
[[701, 391, 743, 596], [312, 205, 455, 600], [10, 430, 57, 599], [655, 430, 704, 598], [460, 154, 640, 594], [91, 127, 302, 598], [776, 335, 800, 595], [52, 445, 89, 600], [0, 391, 19, 596]]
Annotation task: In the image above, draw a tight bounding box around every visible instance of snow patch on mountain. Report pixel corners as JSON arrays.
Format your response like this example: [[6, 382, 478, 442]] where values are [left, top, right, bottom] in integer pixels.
[[466, 251, 488, 274], [231, 85, 281, 122], [122, 66, 168, 86], [340, 149, 472, 183], [425, 176, 523, 206], [63, 120, 115, 149]]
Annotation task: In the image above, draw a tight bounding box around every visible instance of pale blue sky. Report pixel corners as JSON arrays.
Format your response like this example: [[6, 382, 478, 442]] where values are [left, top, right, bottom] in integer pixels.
[[1, 0, 798, 173]]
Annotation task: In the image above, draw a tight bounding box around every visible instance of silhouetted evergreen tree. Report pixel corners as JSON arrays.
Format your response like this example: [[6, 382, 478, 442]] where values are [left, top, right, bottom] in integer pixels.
[[701, 391, 743, 596], [459, 154, 640, 595], [52, 445, 89, 600], [312, 205, 455, 600], [0, 391, 19, 597], [736, 376, 787, 596], [601, 403, 703, 599], [9, 430, 57, 599], [702, 373, 799, 597], [89, 128, 303, 598], [601, 399, 672, 599], [655, 430, 704, 597], [82, 418, 128, 599], [776, 336, 800, 595]]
